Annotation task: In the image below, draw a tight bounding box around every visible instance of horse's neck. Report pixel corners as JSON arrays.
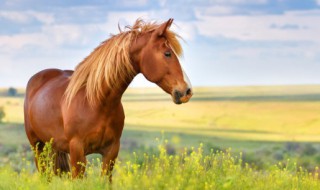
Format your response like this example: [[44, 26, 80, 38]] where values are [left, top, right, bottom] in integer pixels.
[[101, 72, 136, 105], [129, 33, 151, 74], [101, 35, 145, 105]]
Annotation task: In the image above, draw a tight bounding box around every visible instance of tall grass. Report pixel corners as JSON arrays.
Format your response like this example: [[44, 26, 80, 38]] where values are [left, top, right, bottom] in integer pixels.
[[0, 141, 319, 190]]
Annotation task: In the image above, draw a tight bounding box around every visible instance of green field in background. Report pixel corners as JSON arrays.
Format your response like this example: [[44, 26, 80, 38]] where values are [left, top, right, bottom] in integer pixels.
[[1, 85, 320, 151]]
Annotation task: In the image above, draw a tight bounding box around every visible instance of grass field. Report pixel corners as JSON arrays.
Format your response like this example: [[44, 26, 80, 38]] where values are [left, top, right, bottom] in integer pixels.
[[123, 85, 320, 147], [1, 142, 320, 190], [1, 85, 320, 149], [2, 85, 320, 140], [1, 85, 320, 189]]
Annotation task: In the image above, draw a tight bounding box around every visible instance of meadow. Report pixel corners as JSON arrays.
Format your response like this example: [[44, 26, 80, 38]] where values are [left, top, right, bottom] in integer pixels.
[[1, 85, 320, 189]]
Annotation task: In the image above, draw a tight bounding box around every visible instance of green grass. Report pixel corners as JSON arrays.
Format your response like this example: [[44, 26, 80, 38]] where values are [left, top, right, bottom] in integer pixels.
[[1, 85, 320, 189], [0, 123, 26, 145], [1, 143, 320, 190]]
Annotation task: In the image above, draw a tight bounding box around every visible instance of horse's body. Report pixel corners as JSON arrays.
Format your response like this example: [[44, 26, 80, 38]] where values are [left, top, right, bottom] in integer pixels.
[[24, 19, 192, 179]]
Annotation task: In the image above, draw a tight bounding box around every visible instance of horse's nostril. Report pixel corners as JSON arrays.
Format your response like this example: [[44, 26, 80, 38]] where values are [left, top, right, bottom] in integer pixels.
[[174, 90, 181, 98], [174, 90, 182, 104], [186, 88, 192, 96]]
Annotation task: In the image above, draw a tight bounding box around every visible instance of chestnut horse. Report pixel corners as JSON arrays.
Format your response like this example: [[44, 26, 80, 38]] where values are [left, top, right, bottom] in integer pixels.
[[24, 18, 192, 179]]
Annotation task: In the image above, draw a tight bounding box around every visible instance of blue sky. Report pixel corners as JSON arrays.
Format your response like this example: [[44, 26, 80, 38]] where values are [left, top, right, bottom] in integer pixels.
[[1, 0, 320, 87]]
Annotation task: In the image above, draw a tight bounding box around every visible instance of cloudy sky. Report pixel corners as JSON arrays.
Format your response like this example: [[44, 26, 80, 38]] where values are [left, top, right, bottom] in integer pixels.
[[1, 0, 320, 87]]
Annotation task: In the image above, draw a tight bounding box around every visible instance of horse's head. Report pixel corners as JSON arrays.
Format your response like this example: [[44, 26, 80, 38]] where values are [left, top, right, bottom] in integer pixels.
[[132, 19, 193, 104]]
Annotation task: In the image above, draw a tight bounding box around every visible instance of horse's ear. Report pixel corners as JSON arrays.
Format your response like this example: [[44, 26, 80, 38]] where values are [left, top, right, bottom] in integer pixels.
[[155, 18, 174, 37]]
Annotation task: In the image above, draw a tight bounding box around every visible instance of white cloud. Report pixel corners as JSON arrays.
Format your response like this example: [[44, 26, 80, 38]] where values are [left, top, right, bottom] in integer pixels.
[[107, 11, 150, 26], [0, 10, 54, 24], [229, 42, 320, 61], [41, 24, 89, 45], [104, 12, 196, 41], [29, 11, 55, 25], [194, 9, 320, 42], [0, 10, 154, 53], [0, 24, 92, 52], [195, 6, 235, 16], [117, 0, 148, 7], [158, 0, 167, 7], [0, 11, 29, 23], [200, 0, 267, 5], [0, 55, 13, 73], [171, 21, 197, 41], [0, 33, 49, 52]]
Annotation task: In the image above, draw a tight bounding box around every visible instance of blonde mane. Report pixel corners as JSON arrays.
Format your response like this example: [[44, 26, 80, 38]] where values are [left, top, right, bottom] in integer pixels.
[[64, 19, 183, 107]]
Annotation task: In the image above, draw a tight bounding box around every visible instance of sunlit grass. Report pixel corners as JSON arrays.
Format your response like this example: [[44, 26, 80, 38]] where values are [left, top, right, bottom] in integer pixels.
[[1, 142, 320, 190], [123, 100, 320, 142], [0, 97, 24, 123], [1, 85, 320, 189], [1, 86, 320, 142]]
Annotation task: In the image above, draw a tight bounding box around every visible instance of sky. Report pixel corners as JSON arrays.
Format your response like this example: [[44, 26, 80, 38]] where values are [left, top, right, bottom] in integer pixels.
[[1, 0, 320, 88]]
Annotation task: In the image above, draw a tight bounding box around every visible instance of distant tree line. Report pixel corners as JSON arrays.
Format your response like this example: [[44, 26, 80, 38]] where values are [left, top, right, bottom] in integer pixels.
[[0, 87, 20, 97], [7, 87, 17, 96]]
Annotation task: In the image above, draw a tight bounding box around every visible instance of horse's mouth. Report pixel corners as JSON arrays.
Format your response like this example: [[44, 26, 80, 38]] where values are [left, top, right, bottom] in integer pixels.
[[172, 88, 193, 104]]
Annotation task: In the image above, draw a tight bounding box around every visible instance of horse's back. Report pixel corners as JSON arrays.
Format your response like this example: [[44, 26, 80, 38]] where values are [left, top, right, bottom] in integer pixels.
[[25, 69, 72, 99], [24, 69, 73, 147]]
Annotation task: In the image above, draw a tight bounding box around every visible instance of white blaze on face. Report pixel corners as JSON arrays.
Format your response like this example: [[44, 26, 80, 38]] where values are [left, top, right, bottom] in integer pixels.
[[182, 68, 192, 89], [170, 45, 192, 92]]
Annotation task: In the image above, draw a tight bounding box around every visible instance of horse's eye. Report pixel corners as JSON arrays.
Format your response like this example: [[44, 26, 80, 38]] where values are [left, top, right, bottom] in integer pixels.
[[164, 51, 171, 57]]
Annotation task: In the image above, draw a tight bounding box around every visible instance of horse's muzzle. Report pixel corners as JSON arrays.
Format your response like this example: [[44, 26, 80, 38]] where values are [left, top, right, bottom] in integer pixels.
[[173, 88, 193, 104]]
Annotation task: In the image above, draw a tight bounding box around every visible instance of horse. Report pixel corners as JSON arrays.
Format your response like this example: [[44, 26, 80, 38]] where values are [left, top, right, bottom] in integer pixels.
[[24, 18, 193, 180]]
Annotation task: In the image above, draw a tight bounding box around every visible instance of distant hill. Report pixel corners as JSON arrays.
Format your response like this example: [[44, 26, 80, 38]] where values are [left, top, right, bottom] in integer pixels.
[[2, 85, 320, 101], [123, 85, 320, 102]]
